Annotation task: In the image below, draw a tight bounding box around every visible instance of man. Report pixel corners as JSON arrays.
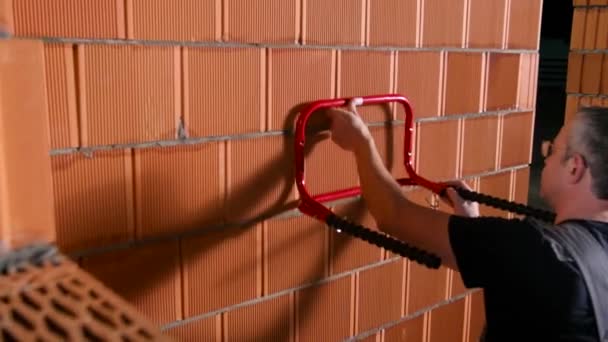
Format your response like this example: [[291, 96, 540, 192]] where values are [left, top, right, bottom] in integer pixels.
[[327, 103, 608, 341]]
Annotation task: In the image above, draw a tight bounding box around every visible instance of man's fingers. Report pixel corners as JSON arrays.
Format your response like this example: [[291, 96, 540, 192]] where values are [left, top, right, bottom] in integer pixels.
[[327, 108, 350, 120], [446, 188, 462, 206], [348, 102, 357, 114], [439, 189, 455, 207], [442, 180, 473, 191], [348, 97, 363, 115], [326, 109, 344, 128]]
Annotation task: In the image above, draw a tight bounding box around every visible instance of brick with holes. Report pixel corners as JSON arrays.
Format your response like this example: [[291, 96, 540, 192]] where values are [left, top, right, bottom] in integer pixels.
[[0, 245, 169, 341]]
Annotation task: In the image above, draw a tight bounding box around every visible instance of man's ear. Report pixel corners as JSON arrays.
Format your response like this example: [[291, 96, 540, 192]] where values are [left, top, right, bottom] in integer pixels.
[[567, 154, 587, 184]]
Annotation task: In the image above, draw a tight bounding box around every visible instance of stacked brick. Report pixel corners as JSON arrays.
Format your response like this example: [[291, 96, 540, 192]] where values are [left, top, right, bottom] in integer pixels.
[[0, 245, 168, 341], [0, 0, 542, 340], [566, 0, 608, 122]]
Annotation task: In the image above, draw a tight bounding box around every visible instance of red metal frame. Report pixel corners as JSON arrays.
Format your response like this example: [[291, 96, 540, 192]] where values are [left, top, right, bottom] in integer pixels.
[[295, 94, 448, 221]]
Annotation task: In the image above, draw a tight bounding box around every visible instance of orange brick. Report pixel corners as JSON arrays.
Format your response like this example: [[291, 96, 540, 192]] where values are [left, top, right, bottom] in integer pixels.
[[566, 52, 584, 93], [451, 270, 467, 297], [462, 116, 499, 176], [513, 167, 530, 205], [224, 0, 298, 43], [296, 276, 353, 341], [603, 54, 608, 95], [584, 8, 599, 50], [573, 0, 587, 4], [500, 111, 533, 168], [571, 8, 587, 50], [134, 143, 223, 239], [590, 0, 608, 4], [396, 51, 444, 118], [0, 39, 55, 249], [269, 48, 334, 131], [565, 95, 580, 123], [416, 120, 460, 181], [428, 298, 466, 342], [357, 260, 404, 333], [182, 225, 260, 316], [266, 215, 326, 293], [44, 43, 78, 149], [78, 44, 178, 146], [581, 53, 603, 94], [338, 50, 394, 123], [368, 0, 417, 46], [52, 150, 134, 252], [306, 137, 359, 196], [360, 333, 381, 342], [165, 316, 219, 341], [13, 0, 125, 38], [517, 53, 538, 110], [507, 0, 542, 49], [445, 52, 484, 115], [384, 314, 425, 342], [128, 0, 218, 41], [468, 291, 486, 342], [579, 95, 595, 108], [467, 0, 507, 48], [226, 294, 292, 341], [0, 0, 13, 35], [81, 241, 182, 325], [227, 136, 296, 224], [486, 53, 520, 111], [184, 47, 263, 137], [406, 261, 449, 314], [303, 0, 364, 45], [597, 9, 608, 50], [592, 96, 605, 106], [530, 54, 540, 109], [422, 0, 466, 47], [330, 200, 383, 275], [479, 171, 511, 218], [531, 54, 539, 108], [520, 54, 533, 109]]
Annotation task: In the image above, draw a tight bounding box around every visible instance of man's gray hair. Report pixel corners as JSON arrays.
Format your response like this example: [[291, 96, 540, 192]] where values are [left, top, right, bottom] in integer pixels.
[[568, 106, 608, 200]]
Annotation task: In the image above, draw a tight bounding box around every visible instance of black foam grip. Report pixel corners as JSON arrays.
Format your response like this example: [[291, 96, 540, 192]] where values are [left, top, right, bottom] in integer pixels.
[[325, 214, 441, 269], [453, 188, 556, 222]]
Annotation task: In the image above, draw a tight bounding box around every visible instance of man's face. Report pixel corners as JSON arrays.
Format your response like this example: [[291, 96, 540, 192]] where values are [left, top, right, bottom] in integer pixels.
[[539, 123, 572, 207]]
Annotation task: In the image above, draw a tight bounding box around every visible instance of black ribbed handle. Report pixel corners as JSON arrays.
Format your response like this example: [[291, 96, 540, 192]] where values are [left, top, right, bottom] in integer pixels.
[[453, 188, 556, 223], [326, 214, 441, 269], [323, 188, 554, 270]]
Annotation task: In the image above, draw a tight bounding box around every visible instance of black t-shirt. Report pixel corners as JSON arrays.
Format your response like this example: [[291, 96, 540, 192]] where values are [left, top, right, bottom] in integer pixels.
[[448, 215, 608, 341]]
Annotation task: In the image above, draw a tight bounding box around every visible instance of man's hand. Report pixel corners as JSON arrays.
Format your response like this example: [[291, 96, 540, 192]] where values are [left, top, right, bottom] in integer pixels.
[[440, 180, 480, 218], [326, 99, 372, 153]]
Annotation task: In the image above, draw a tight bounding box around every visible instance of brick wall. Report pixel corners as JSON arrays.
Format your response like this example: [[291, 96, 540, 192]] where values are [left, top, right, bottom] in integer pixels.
[[566, 0, 608, 122], [0, 0, 542, 340]]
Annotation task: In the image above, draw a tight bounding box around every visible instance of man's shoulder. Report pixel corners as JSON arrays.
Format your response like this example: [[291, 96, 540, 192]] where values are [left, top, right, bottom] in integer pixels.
[[528, 218, 608, 254], [560, 219, 608, 238]]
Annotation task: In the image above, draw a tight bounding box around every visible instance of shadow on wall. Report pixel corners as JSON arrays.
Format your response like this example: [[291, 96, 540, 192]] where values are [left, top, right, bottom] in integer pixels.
[[76, 103, 394, 339]]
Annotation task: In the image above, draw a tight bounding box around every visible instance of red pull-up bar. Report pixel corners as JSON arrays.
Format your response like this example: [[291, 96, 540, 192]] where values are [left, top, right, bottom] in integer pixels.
[[294, 94, 447, 221]]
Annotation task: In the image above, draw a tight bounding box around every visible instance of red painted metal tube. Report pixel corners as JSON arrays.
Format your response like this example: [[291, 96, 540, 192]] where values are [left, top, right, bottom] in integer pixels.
[[294, 94, 448, 221]]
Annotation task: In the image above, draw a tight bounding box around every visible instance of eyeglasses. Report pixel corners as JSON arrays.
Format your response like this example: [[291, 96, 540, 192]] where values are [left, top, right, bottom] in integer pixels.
[[541, 140, 553, 159], [542, 139, 589, 167]]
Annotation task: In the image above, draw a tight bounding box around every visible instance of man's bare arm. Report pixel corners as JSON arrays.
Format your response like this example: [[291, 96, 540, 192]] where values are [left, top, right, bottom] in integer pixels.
[[328, 105, 459, 270], [353, 137, 459, 270]]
